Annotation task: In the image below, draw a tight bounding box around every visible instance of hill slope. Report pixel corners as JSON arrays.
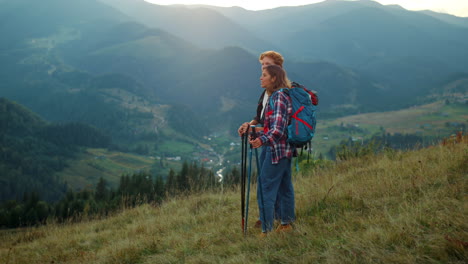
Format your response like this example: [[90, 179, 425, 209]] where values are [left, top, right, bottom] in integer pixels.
[[0, 98, 111, 201], [1, 137, 466, 263]]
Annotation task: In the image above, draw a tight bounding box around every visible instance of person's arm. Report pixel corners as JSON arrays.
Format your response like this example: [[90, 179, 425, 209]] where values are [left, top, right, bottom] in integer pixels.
[[249, 120, 259, 126]]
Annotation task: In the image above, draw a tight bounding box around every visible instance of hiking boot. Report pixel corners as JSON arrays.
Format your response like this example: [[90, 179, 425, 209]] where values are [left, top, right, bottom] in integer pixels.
[[259, 232, 268, 238], [275, 224, 293, 233], [254, 220, 262, 228]]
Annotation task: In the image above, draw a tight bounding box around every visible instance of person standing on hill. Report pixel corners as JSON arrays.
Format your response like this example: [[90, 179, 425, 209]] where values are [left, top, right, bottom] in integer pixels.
[[238, 51, 287, 228], [249, 65, 295, 236], [238, 51, 286, 136]]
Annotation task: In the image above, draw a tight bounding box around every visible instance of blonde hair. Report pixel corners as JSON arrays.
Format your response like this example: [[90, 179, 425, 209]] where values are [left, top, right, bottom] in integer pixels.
[[259, 51, 284, 68]]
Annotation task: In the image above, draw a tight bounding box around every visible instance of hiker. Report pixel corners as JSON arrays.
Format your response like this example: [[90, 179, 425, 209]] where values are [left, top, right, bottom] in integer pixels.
[[250, 65, 295, 236], [238, 51, 286, 228], [238, 51, 285, 136]]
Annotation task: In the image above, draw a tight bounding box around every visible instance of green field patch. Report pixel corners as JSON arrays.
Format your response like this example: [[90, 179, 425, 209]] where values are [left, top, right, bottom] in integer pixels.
[[57, 148, 154, 190], [311, 101, 467, 157], [109, 154, 152, 168], [440, 104, 468, 117], [158, 140, 195, 156]]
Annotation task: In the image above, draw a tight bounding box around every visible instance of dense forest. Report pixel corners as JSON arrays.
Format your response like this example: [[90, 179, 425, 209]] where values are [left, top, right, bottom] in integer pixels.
[[0, 98, 111, 201], [0, 160, 233, 228], [0, 97, 234, 227]]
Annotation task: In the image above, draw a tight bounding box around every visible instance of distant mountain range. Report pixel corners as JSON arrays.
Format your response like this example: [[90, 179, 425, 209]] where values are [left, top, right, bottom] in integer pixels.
[[421, 10, 468, 28], [97, 0, 468, 109], [1, 0, 467, 202], [1, 0, 467, 140]]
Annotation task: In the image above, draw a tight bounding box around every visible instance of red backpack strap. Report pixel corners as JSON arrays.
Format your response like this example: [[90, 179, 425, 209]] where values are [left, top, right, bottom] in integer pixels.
[[304, 88, 319, 106]]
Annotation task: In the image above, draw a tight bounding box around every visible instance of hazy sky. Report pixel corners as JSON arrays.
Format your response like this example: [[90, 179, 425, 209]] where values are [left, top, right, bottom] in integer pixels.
[[144, 0, 468, 17]]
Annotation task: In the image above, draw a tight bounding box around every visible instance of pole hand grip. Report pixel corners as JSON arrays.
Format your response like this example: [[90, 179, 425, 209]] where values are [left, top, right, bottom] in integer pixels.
[[250, 125, 257, 140]]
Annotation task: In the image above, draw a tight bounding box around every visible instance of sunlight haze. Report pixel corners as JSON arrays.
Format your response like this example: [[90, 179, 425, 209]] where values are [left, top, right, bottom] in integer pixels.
[[144, 0, 468, 17]]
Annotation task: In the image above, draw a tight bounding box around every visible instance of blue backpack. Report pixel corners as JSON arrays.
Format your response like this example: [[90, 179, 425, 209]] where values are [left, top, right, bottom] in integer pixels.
[[270, 82, 318, 148]]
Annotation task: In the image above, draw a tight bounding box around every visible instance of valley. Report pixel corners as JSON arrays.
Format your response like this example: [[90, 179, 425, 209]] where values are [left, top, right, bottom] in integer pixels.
[[0, 0, 467, 204], [52, 99, 467, 192]]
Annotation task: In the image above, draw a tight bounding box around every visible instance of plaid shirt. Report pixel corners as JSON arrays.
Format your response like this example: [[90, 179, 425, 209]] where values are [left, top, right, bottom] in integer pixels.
[[259, 90, 293, 164]]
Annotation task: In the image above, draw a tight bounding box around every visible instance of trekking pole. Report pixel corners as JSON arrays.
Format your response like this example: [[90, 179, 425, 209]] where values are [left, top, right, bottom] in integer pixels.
[[241, 131, 247, 232], [244, 126, 253, 236], [253, 129, 266, 232], [241, 133, 244, 231]]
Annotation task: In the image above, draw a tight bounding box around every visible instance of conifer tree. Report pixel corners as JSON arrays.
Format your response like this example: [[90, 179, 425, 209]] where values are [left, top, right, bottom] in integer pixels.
[[95, 177, 108, 201], [154, 174, 165, 203], [166, 169, 176, 195], [177, 161, 189, 192]]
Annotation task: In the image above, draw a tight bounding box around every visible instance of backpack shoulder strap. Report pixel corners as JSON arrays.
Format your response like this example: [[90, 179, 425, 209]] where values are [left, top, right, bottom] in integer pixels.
[[269, 88, 290, 109], [291, 81, 301, 88]]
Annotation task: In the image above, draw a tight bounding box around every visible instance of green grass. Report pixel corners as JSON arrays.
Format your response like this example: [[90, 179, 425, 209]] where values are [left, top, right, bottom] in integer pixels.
[[157, 140, 196, 156], [443, 103, 468, 114], [57, 148, 155, 190], [56, 126, 211, 191], [313, 101, 468, 156], [1, 137, 466, 263]]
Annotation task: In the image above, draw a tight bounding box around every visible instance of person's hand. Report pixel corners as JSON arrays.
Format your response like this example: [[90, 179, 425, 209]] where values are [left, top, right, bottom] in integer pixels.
[[249, 138, 263, 148], [238, 122, 250, 136]]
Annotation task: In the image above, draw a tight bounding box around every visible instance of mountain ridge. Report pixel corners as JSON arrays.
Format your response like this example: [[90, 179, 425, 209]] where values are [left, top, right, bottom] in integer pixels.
[[2, 0, 466, 122], [98, 0, 276, 53]]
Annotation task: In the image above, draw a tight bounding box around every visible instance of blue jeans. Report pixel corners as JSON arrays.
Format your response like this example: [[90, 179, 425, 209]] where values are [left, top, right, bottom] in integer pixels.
[[257, 146, 281, 221], [258, 147, 295, 232]]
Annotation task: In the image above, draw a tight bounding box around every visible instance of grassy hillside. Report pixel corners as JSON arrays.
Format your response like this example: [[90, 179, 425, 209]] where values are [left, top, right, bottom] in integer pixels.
[[1, 136, 466, 263], [331, 101, 467, 135], [313, 100, 467, 156], [56, 148, 155, 190]]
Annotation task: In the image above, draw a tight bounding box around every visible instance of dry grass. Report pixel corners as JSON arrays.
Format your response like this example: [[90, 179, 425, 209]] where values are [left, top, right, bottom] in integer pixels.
[[1, 140, 466, 263]]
